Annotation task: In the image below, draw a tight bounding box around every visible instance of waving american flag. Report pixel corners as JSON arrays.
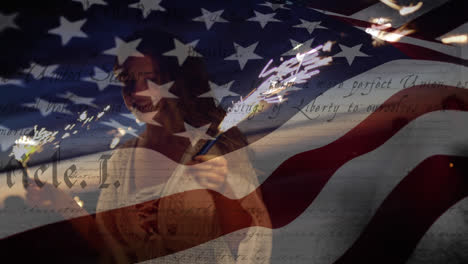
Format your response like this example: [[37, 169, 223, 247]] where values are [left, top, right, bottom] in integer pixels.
[[0, 0, 467, 263]]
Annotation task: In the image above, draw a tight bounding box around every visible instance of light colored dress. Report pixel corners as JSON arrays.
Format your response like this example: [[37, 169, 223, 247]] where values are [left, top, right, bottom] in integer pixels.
[[96, 136, 272, 264]]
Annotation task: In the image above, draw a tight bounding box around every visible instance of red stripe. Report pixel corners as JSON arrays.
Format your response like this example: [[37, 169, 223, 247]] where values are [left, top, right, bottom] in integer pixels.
[[3, 85, 468, 262], [334, 155, 468, 264]]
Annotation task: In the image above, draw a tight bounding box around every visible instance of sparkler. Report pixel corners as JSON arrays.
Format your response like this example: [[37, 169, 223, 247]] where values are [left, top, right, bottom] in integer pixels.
[[9, 104, 112, 167], [9, 126, 58, 167], [195, 42, 333, 156]]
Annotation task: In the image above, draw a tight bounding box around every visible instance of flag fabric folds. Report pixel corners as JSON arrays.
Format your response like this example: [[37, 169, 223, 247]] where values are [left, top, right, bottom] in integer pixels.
[[0, 0, 467, 263]]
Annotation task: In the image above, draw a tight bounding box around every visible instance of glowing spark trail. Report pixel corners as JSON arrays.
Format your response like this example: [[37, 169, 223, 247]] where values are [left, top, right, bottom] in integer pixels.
[[9, 126, 58, 166], [379, 0, 423, 16], [73, 196, 84, 208], [9, 104, 113, 166], [219, 42, 333, 133], [365, 18, 414, 46]]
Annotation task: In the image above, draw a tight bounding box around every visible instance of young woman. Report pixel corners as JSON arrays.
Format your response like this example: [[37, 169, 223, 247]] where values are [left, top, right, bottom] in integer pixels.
[[92, 44, 272, 263]]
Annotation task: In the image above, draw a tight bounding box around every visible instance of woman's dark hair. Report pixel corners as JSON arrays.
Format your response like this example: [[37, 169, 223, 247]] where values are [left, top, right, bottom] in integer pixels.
[[115, 29, 250, 159]]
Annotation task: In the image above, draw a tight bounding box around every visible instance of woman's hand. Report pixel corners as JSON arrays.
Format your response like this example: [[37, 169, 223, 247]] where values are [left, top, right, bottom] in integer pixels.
[[187, 155, 228, 191]]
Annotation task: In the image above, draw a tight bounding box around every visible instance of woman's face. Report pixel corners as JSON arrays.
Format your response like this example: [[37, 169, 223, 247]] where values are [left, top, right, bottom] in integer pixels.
[[118, 55, 162, 123]]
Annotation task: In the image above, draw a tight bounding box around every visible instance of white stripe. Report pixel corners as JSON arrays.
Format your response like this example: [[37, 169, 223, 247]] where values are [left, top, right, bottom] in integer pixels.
[[406, 197, 468, 264], [395, 35, 467, 60]]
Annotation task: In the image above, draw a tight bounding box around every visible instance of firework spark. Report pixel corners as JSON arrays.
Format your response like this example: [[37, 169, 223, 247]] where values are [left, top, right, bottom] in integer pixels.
[[73, 196, 84, 208], [9, 126, 58, 166], [365, 18, 415, 46], [9, 104, 113, 166], [379, 0, 423, 16]]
